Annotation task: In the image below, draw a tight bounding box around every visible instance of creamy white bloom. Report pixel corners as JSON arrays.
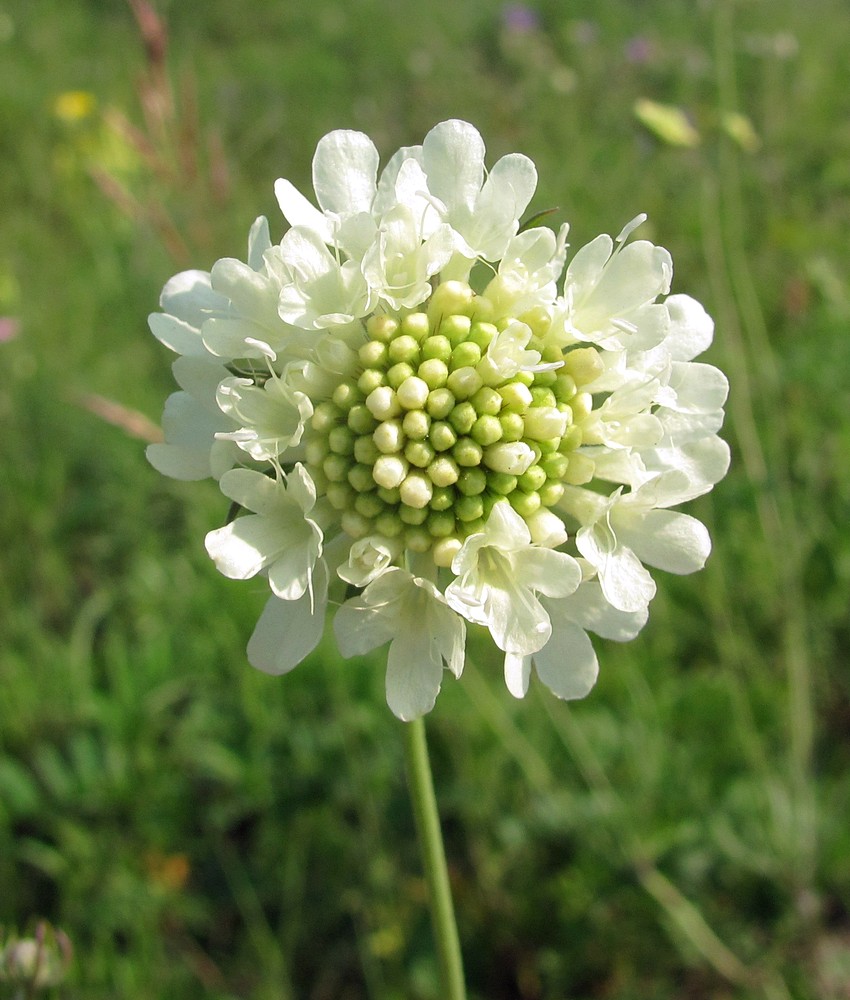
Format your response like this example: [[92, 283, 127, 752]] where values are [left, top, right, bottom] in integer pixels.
[[148, 121, 729, 718], [205, 465, 323, 601], [335, 568, 466, 720], [445, 502, 582, 655]]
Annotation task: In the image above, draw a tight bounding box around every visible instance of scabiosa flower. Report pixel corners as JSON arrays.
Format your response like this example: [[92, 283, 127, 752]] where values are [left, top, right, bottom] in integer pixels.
[[148, 120, 729, 720]]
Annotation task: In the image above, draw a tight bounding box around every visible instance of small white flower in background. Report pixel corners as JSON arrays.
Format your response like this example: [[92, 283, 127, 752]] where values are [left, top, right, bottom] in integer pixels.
[[148, 120, 729, 720]]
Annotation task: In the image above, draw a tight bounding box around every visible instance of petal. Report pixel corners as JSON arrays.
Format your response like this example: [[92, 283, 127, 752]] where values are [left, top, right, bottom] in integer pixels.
[[247, 216, 272, 271], [664, 294, 714, 361], [666, 362, 729, 414], [504, 652, 532, 699], [422, 119, 485, 211], [274, 178, 333, 242], [247, 563, 328, 675], [532, 620, 599, 700], [552, 582, 648, 641], [312, 130, 379, 215], [514, 547, 582, 599], [615, 508, 711, 575], [148, 311, 210, 357], [205, 515, 285, 580], [218, 468, 282, 516], [159, 269, 227, 327], [576, 524, 656, 613]]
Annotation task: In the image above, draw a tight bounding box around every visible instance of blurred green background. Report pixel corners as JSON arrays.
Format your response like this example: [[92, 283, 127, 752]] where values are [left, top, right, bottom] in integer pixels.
[[2, 0, 849, 997]]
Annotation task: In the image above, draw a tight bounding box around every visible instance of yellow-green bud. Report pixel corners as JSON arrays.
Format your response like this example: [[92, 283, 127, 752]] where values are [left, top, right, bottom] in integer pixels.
[[440, 313, 473, 346], [489, 472, 518, 495], [405, 439, 435, 468], [401, 312, 430, 341], [457, 495, 484, 522], [499, 412, 525, 441], [399, 503, 429, 525], [366, 386, 401, 421], [313, 400, 342, 432], [447, 366, 483, 400], [428, 281, 474, 323], [328, 425, 355, 455], [426, 388, 455, 419], [358, 369, 385, 395], [432, 536, 463, 568], [305, 437, 330, 465], [518, 465, 547, 493], [375, 511, 404, 537], [421, 335, 452, 362], [538, 480, 565, 506], [453, 436, 484, 467], [405, 526, 433, 552], [377, 485, 401, 504], [450, 341, 482, 370], [498, 382, 532, 412], [387, 362, 415, 388], [397, 375, 430, 410], [469, 321, 497, 349], [371, 455, 409, 490], [418, 358, 449, 389], [348, 404, 378, 435], [359, 339, 388, 368], [471, 386, 502, 415], [427, 456, 460, 487], [563, 346, 604, 385], [355, 492, 385, 519], [341, 509, 372, 538], [430, 486, 455, 511], [457, 467, 487, 496], [323, 453, 349, 482], [373, 419, 404, 454], [347, 462, 375, 493], [471, 414, 503, 447], [510, 490, 541, 517], [430, 421, 457, 452], [354, 436, 380, 464], [427, 509, 455, 537], [399, 471, 433, 509], [326, 481, 355, 509], [388, 334, 421, 365], [448, 402, 477, 435], [367, 314, 399, 342], [402, 409, 431, 440]]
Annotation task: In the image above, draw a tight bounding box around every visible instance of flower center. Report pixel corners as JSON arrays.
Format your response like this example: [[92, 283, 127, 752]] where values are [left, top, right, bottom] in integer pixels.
[[303, 284, 591, 566]]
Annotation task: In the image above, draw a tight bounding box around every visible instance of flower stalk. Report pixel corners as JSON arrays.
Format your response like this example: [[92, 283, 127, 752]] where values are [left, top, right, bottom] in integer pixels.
[[402, 716, 467, 1000]]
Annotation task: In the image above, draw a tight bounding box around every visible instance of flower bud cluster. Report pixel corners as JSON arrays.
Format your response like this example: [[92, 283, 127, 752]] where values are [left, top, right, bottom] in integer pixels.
[[305, 294, 583, 565]]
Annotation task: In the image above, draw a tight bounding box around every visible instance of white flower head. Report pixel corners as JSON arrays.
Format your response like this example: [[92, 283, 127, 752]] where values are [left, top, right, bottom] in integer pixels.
[[149, 121, 729, 718]]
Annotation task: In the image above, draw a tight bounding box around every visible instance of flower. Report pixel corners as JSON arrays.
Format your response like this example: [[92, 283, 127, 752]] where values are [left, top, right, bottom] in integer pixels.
[[148, 120, 729, 719]]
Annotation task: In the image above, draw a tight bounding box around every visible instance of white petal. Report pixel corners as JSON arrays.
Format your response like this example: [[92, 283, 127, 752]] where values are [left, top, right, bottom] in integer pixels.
[[504, 652, 532, 699], [576, 524, 656, 613], [666, 362, 729, 414], [553, 582, 648, 641], [422, 119, 485, 211], [218, 468, 282, 516], [205, 515, 286, 580], [274, 178, 333, 242], [159, 269, 227, 328], [148, 311, 209, 357], [514, 547, 582, 599], [616, 508, 711, 575], [532, 621, 599, 700], [312, 130, 379, 215], [664, 294, 714, 360], [247, 564, 328, 675], [247, 216, 272, 271]]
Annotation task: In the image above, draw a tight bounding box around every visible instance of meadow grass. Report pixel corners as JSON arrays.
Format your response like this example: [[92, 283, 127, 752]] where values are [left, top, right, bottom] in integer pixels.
[[2, 0, 850, 997]]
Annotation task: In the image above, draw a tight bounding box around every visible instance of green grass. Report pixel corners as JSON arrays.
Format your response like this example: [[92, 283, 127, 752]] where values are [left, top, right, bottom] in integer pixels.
[[2, 0, 850, 997]]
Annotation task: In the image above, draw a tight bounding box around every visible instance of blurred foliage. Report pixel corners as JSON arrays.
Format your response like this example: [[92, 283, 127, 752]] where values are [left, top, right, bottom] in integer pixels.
[[2, 0, 850, 997]]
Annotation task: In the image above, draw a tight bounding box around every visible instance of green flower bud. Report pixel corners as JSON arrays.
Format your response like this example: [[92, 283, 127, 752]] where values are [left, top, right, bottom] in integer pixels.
[[447, 366, 483, 401], [518, 465, 547, 493], [540, 452, 569, 479], [430, 486, 455, 511], [432, 535, 462, 568], [499, 412, 525, 442], [304, 436, 330, 466], [554, 373, 577, 401], [402, 409, 431, 440], [375, 511, 404, 537], [377, 485, 401, 504], [354, 436, 380, 464], [421, 335, 452, 363], [397, 375, 430, 410], [430, 420, 457, 452], [323, 452, 350, 482], [498, 382, 532, 412], [326, 481, 355, 509], [347, 462, 376, 493], [456, 494, 484, 522], [341, 509, 372, 538], [367, 314, 399, 342], [538, 479, 565, 507], [331, 383, 362, 412], [519, 306, 552, 338], [405, 439, 436, 468], [427, 455, 460, 487], [347, 403, 378, 435], [523, 407, 568, 441], [359, 339, 388, 368], [562, 347, 604, 385], [561, 425, 583, 451], [461, 516, 486, 535], [358, 369, 385, 395], [355, 492, 385, 519], [456, 467, 487, 496], [373, 419, 405, 454], [439, 314, 472, 346], [530, 386, 557, 408], [428, 281, 474, 323], [426, 388, 455, 419], [387, 362, 415, 389], [469, 321, 497, 349], [488, 472, 518, 495], [515, 370, 534, 386], [510, 489, 541, 517], [450, 341, 482, 370], [571, 391, 593, 421], [366, 386, 402, 421], [388, 334, 421, 365], [418, 358, 449, 390], [448, 401, 477, 435], [452, 436, 484, 467], [399, 503, 429, 525], [401, 312, 430, 341], [427, 509, 456, 537], [372, 455, 409, 490], [471, 414, 503, 447], [312, 400, 343, 432], [471, 386, 502, 416], [328, 424, 356, 455], [399, 471, 433, 509]]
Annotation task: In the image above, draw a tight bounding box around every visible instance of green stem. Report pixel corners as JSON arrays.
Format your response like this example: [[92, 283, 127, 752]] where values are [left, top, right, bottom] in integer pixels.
[[402, 716, 467, 1000]]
